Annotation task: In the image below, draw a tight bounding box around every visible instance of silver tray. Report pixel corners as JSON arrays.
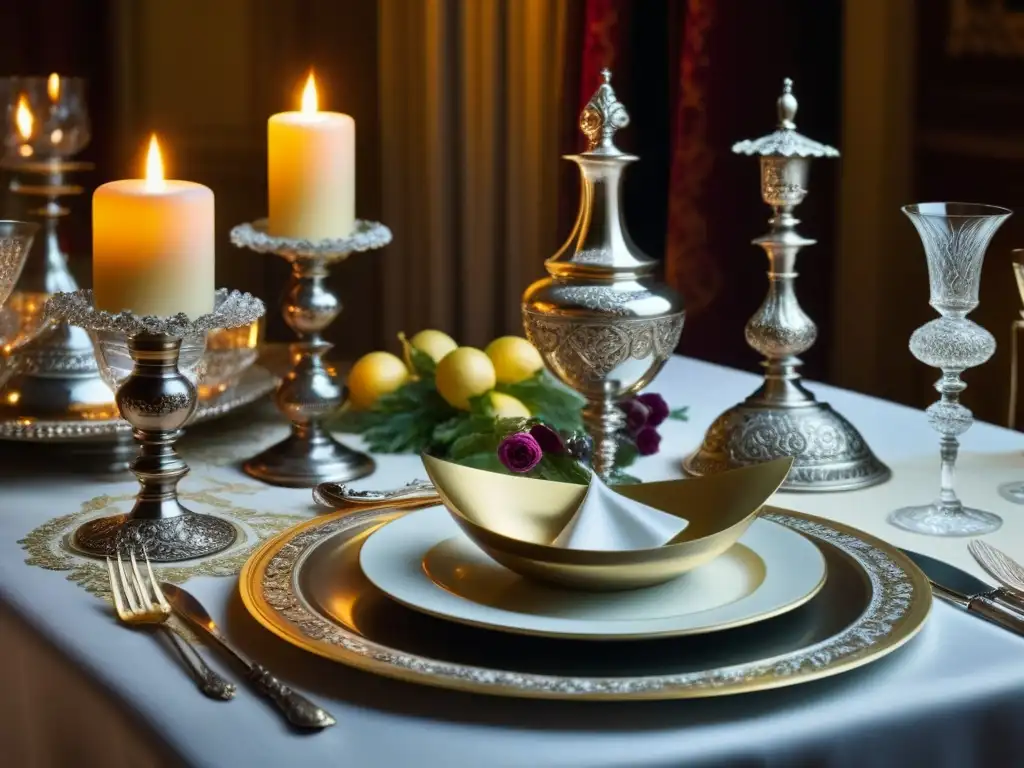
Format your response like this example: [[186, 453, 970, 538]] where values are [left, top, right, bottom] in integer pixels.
[[0, 365, 277, 443], [239, 505, 931, 700]]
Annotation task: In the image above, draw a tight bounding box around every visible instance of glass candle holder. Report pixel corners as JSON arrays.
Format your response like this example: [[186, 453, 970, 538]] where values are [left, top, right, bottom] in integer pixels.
[[3, 75, 90, 161]]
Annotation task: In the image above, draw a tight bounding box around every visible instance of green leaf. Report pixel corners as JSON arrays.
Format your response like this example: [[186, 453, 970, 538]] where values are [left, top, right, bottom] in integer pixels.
[[609, 469, 642, 486], [408, 346, 437, 377], [669, 406, 689, 421], [536, 453, 591, 485], [455, 451, 508, 473], [615, 437, 639, 469], [496, 372, 584, 433], [449, 431, 501, 460]]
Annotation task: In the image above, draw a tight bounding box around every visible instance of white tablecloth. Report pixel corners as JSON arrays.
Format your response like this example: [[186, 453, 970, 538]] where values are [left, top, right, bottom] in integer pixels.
[[3, 356, 1024, 768]]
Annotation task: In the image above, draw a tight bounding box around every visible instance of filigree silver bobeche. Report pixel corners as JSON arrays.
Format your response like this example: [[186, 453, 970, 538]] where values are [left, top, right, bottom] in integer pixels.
[[231, 219, 392, 488], [684, 78, 889, 492], [522, 69, 685, 479]]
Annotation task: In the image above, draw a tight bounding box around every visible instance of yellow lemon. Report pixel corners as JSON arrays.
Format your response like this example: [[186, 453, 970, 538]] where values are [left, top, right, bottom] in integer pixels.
[[489, 391, 531, 419], [435, 347, 496, 410], [346, 351, 409, 410], [410, 329, 458, 363], [485, 336, 544, 384]]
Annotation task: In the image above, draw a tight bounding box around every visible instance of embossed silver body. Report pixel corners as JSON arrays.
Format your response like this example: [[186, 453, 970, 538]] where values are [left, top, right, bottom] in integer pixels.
[[0, 161, 117, 430], [522, 70, 684, 479], [231, 220, 391, 487], [45, 288, 265, 561], [684, 79, 889, 492], [76, 333, 238, 560]]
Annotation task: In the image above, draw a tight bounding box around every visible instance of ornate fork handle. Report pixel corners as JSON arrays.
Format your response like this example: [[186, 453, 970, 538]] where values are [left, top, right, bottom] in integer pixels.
[[162, 626, 236, 700], [246, 663, 335, 728], [314, 478, 438, 510]]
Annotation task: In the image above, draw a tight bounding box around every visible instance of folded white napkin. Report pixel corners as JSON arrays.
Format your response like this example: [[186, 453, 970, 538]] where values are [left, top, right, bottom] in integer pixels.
[[551, 473, 688, 551]]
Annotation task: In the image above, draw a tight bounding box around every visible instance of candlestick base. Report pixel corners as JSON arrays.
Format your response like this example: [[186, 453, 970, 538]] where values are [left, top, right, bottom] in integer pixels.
[[244, 424, 374, 488], [231, 219, 391, 488], [72, 509, 237, 561], [683, 397, 890, 492]]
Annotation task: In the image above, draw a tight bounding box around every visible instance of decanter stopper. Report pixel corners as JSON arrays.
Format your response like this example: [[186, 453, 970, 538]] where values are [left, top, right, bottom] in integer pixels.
[[580, 69, 630, 155]]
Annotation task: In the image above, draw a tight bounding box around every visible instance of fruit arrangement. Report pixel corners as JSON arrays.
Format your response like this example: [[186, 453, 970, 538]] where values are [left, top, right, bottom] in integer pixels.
[[337, 330, 686, 483]]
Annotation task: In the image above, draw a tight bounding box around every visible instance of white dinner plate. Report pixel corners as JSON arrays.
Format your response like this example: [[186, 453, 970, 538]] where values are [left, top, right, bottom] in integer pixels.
[[358, 506, 827, 640]]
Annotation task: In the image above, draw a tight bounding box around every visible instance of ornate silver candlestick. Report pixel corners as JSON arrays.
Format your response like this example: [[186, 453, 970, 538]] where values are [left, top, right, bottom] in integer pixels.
[[45, 289, 265, 561], [523, 70, 685, 480], [684, 79, 889, 492], [230, 220, 390, 487], [0, 75, 115, 427]]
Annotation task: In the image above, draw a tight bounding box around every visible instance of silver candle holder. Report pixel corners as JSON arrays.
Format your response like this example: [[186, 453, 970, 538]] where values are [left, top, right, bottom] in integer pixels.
[[684, 79, 889, 492], [45, 288, 265, 561], [0, 159, 117, 427], [230, 219, 391, 487]]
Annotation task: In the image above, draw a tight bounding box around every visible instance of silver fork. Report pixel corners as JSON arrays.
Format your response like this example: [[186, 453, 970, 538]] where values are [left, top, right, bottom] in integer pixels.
[[968, 540, 1024, 608], [107, 547, 236, 700]]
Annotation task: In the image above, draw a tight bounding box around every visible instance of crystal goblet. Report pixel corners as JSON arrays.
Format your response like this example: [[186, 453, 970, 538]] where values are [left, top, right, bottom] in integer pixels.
[[4, 75, 91, 160], [0, 221, 40, 373], [998, 250, 1024, 504], [891, 202, 1011, 536]]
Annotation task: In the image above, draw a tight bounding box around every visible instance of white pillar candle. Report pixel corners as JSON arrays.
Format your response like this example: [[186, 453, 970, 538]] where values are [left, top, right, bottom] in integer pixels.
[[268, 73, 355, 240], [93, 136, 215, 318]]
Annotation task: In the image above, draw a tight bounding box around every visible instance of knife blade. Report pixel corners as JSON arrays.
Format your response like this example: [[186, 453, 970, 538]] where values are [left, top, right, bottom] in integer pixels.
[[161, 583, 336, 729], [901, 549, 1024, 637]]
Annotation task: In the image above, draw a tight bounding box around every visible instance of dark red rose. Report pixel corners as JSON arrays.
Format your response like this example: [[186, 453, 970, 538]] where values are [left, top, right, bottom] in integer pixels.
[[497, 433, 543, 473], [635, 427, 661, 456], [636, 392, 669, 427], [529, 423, 566, 455], [619, 399, 651, 435]]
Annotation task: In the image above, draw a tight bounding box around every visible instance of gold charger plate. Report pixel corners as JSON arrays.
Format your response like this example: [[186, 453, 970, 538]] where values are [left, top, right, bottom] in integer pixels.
[[239, 505, 931, 701]]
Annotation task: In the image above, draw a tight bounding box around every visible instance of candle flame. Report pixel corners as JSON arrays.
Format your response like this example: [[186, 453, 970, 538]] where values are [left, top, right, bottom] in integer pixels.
[[15, 95, 33, 140], [301, 72, 318, 114], [144, 134, 165, 190], [47, 73, 60, 102]]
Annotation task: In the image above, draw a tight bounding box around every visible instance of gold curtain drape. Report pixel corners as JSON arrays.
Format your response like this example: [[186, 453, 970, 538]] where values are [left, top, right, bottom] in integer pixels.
[[377, 0, 574, 348]]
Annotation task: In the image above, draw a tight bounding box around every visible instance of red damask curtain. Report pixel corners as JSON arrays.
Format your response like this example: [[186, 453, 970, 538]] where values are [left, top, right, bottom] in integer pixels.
[[573, 0, 841, 377]]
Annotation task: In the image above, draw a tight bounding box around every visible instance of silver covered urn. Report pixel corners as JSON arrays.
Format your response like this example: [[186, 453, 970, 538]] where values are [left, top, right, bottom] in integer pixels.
[[522, 70, 685, 479], [683, 79, 889, 491]]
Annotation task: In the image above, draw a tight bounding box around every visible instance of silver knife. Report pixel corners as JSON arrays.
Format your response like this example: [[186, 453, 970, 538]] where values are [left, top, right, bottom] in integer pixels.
[[902, 549, 1024, 637], [160, 583, 336, 729]]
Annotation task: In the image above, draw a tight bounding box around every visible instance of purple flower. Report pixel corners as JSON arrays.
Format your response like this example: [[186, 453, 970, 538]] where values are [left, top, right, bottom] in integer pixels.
[[636, 392, 669, 427], [529, 423, 565, 455], [498, 433, 543, 473], [619, 399, 651, 435], [635, 427, 661, 456]]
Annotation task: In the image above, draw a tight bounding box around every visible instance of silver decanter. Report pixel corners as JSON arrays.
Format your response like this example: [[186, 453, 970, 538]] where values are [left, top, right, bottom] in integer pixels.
[[522, 70, 685, 479]]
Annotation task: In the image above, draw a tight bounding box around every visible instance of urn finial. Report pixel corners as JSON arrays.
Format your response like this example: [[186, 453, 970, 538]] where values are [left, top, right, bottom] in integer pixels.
[[579, 68, 630, 154], [777, 78, 797, 130]]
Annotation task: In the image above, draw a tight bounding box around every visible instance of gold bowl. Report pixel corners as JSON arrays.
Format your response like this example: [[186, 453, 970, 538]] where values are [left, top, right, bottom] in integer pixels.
[[199, 317, 263, 401], [422, 454, 793, 591]]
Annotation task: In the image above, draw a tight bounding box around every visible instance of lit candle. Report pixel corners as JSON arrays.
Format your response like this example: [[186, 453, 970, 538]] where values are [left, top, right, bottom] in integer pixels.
[[92, 135, 215, 317], [268, 72, 355, 240]]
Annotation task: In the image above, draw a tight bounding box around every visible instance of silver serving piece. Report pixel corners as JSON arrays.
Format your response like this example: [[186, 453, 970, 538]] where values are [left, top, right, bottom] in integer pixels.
[[230, 220, 391, 487], [522, 70, 685, 479], [0, 75, 117, 436], [161, 582, 335, 729], [684, 79, 889, 492], [45, 288, 265, 561]]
